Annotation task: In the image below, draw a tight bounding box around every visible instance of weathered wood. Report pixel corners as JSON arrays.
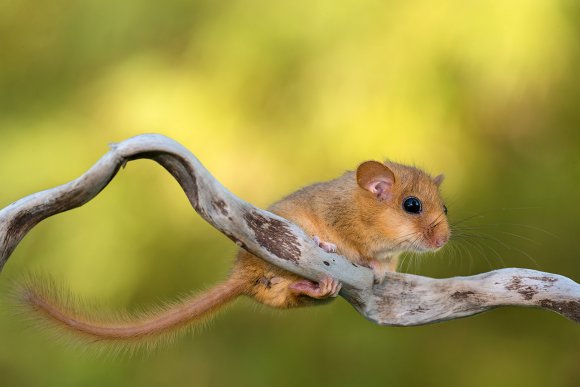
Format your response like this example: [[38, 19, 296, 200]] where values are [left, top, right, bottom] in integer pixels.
[[0, 134, 578, 325]]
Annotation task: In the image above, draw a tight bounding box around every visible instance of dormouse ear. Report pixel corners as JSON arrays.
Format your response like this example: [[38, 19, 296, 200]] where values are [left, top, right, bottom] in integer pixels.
[[356, 161, 395, 201], [433, 174, 445, 187]]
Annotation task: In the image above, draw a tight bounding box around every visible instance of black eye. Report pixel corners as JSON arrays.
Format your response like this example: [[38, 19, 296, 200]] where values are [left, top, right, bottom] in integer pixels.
[[443, 205, 448, 215], [403, 196, 422, 214]]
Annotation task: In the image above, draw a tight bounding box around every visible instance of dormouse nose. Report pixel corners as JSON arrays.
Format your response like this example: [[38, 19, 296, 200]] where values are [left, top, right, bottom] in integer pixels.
[[434, 236, 447, 248], [425, 214, 450, 250], [428, 225, 450, 249]]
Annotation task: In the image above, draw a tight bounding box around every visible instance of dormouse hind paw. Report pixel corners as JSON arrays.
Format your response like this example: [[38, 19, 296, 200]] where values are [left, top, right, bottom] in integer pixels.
[[289, 276, 342, 299], [313, 235, 337, 253]]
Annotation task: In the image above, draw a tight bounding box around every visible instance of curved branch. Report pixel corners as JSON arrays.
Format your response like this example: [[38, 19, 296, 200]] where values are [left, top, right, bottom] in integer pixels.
[[0, 134, 578, 325]]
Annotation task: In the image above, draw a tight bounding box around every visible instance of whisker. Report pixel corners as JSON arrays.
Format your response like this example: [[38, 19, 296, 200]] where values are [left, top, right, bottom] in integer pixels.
[[428, 211, 446, 228], [453, 236, 497, 269], [453, 223, 557, 244], [496, 231, 541, 246], [450, 213, 486, 228]]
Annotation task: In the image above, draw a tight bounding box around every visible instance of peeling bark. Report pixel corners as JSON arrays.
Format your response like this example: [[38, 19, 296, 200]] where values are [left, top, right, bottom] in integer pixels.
[[0, 134, 578, 325]]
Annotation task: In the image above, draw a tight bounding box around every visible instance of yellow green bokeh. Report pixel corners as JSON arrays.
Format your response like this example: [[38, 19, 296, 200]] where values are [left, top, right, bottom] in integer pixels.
[[1, 1, 579, 386]]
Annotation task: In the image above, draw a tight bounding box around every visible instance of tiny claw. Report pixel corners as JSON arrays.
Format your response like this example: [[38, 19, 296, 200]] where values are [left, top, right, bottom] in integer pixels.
[[313, 235, 337, 253], [327, 277, 342, 297], [289, 276, 342, 299]]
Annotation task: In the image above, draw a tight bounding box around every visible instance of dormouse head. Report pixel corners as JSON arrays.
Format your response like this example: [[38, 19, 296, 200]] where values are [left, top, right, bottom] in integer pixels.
[[356, 160, 450, 254]]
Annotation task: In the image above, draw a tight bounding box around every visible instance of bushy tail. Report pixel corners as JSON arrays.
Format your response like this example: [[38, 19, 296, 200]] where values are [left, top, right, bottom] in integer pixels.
[[12, 274, 245, 354]]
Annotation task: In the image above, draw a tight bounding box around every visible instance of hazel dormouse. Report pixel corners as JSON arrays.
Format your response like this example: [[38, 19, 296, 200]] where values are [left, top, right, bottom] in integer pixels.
[[16, 160, 450, 349]]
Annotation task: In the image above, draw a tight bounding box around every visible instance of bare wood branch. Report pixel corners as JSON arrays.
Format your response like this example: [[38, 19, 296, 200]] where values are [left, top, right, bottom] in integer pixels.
[[0, 134, 578, 325]]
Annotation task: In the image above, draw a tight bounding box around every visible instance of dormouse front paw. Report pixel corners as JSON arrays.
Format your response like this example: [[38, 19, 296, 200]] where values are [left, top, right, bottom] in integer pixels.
[[313, 235, 337, 253], [369, 259, 390, 284]]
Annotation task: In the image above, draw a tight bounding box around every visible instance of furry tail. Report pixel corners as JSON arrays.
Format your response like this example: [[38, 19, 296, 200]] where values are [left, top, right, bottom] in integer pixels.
[[12, 274, 245, 353]]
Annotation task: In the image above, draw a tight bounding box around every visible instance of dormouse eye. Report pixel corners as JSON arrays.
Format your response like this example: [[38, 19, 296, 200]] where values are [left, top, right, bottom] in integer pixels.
[[443, 205, 448, 215], [403, 196, 422, 214]]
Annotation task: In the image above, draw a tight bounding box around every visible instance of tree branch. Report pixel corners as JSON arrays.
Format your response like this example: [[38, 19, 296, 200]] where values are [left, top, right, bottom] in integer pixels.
[[0, 134, 578, 325]]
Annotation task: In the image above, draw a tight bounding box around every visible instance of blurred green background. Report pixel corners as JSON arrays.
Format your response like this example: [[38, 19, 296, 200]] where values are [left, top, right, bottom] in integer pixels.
[[1, 1, 579, 386]]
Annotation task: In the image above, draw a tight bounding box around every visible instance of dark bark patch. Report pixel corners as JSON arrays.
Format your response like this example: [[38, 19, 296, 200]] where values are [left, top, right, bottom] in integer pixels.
[[538, 299, 580, 322], [6, 210, 37, 241], [505, 276, 538, 301], [409, 305, 427, 314], [528, 276, 557, 283], [151, 153, 199, 209], [243, 211, 301, 264], [518, 287, 538, 300], [505, 276, 523, 291], [451, 291, 476, 300], [211, 199, 229, 216]]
